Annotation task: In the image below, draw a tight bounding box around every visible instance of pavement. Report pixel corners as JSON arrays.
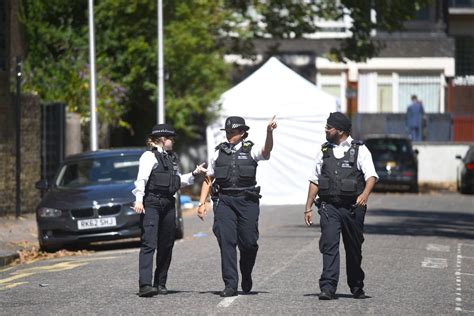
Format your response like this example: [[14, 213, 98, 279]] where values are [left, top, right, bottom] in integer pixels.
[[0, 213, 38, 267]]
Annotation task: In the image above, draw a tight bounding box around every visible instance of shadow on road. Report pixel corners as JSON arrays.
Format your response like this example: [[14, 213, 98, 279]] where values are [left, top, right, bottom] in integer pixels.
[[302, 208, 474, 239], [64, 239, 141, 252], [364, 208, 474, 239]]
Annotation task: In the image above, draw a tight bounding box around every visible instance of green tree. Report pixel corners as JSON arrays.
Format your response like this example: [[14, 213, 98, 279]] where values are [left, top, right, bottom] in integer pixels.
[[20, 0, 431, 148]]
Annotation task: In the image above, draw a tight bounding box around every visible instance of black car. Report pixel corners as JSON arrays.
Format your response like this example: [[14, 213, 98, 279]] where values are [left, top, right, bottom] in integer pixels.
[[456, 146, 474, 194], [35, 148, 184, 252], [364, 135, 419, 193]]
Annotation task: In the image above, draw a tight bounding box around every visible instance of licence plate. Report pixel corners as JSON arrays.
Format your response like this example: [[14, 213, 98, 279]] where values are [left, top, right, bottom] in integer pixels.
[[77, 217, 117, 230]]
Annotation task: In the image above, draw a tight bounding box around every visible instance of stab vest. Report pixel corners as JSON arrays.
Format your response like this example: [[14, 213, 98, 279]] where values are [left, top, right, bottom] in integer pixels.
[[213, 141, 258, 188], [317, 140, 366, 205], [145, 149, 181, 196]]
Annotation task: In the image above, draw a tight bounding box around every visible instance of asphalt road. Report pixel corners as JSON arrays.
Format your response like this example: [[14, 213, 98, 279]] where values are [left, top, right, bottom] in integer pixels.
[[1, 192, 473, 315]]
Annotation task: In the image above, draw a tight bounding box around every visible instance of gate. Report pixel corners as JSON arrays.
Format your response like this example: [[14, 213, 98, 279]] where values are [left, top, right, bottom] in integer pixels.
[[41, 103, 65, 182]]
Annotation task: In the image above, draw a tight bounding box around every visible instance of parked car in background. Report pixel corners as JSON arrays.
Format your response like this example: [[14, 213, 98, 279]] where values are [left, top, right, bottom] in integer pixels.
[[456, 146, 474, 194], [35, 148, 184, 252], [364, 135, 419, 193]]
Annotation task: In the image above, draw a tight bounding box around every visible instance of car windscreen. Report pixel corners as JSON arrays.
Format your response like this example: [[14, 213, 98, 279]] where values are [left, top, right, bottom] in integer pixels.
[[365, 139, 414, 161], [55, 154, 141, 188]]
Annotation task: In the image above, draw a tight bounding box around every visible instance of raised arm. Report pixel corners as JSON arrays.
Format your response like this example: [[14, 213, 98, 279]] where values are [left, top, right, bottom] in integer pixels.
[[262, 115, 277, 159]]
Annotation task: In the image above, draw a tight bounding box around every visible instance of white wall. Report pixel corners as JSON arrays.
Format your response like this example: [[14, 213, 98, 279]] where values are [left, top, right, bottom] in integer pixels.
[[414, 144, 471, 183]]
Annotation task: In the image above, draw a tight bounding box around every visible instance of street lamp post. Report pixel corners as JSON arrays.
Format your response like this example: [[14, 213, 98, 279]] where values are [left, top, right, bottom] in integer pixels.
[[157, 0, 165, 124], [15, 56, 22, 218], [88, 0, 98, 150]]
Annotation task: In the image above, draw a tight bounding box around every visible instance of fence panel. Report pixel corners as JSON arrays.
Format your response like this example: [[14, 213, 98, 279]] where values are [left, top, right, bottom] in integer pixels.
[[453, 115, 474, 141], [41, 103, 65, 182]]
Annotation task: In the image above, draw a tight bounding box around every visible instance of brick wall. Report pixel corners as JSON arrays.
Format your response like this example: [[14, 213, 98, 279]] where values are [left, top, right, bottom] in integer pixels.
[[0, 94, 41, 216]]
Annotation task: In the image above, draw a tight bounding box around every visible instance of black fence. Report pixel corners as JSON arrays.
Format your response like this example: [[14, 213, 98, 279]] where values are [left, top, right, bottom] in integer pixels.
[[352, 113, 453, 141], [41, 103, 65, 182]]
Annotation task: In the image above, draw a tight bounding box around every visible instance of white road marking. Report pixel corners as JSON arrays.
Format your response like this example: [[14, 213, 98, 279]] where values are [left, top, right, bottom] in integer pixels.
[[215, 238, 317, 308], [217, 296, 239, 308], [453, 243, 474, 313], [421, 257, 448, 268], [426, 244, 450, 252]]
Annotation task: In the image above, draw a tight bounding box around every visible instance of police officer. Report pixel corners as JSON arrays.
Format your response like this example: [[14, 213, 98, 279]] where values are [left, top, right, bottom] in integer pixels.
[[197, 115, 277, 297], [133, 123, 207, 297], [304, 112, 378, 300]]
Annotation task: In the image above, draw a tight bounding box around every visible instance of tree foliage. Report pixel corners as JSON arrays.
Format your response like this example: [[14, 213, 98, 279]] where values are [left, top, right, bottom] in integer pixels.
[[20, 0, 431, 147]]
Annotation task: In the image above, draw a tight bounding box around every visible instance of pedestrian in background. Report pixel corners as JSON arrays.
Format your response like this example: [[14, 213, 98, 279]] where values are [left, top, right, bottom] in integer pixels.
[[197, 115, 277, 297], [406, 95, 425, 141], [304, 112, 378, 300], [133, 123, 207, 297]]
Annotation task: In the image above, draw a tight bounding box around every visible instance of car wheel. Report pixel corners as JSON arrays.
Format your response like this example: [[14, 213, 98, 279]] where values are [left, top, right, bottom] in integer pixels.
[[39, 243, 61, 253], [460, 181, 469, 194], [409, 183, 419, 193], [175, 222, 184, 240], [175, 192, 184, 240]]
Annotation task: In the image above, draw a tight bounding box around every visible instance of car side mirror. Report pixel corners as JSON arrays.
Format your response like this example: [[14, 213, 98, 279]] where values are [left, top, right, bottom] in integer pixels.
[[455, 155, 462, 160], [35, 179, 50, 190], [414, 149, 419, 155]]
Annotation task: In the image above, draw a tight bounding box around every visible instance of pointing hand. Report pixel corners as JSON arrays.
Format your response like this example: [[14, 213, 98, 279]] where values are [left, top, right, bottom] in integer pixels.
[[267, 115, 277, 132]]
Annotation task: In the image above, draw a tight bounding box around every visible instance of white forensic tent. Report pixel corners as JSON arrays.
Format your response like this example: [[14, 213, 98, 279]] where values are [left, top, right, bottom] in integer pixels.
[[206, 57, 337, 205]]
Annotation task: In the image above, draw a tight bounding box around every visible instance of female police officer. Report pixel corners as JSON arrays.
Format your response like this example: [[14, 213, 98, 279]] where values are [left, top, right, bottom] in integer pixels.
[[133, 123, 206, 297], [197, 115, 277, 297], [304, 112, 378, 300]]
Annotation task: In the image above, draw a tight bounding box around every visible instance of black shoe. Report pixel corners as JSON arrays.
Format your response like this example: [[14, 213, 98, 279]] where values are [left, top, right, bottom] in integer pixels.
[[220, 287, 238, 297], [318, 291, 336, 300], [241, 274, 253, 293], [352, 288, 366, 299], [157, 285, 168, 295], [138, 285, 158, 297]]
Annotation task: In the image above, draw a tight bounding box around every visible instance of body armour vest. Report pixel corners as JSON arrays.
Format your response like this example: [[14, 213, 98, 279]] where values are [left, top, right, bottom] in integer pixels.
[[317, 140, 366, 205], [145, 149, 181, 196], [213, 141, 258, 188]]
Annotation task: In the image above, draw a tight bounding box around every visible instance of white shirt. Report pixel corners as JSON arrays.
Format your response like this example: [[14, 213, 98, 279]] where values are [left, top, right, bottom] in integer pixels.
[[132, 146, 194, 203], [309, 136, 378, 184], [206, 141, 268, 177]]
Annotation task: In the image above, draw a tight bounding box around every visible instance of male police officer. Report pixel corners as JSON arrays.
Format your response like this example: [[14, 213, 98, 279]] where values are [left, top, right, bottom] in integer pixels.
[[304, 112, 378, 300], [133, 123, 206, 297], [197, 115, 277, 297]]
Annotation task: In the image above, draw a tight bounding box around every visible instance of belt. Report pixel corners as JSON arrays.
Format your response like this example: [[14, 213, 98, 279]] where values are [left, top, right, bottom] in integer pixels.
[[147, 192, 174, 199], [220, 191, 247, 197]]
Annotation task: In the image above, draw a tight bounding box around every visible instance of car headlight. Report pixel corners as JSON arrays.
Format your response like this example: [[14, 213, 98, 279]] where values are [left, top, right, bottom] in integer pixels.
[[38, 207, 62, 218]]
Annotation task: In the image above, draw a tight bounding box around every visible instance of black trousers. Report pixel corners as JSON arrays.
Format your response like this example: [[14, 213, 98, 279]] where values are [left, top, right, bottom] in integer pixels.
[[212, 194, 260, 290], [318, 202, 366, 294], [138, 195, 176, 287]]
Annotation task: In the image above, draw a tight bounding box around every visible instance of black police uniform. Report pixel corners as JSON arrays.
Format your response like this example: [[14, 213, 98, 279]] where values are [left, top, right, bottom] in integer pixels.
[[212, 140, 261, 292], [316, 140, 366, 295], [138, 148, 181, 288]]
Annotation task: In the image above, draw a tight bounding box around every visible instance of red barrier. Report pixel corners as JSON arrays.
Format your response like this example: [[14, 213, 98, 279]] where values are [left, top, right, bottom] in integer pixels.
[[453, 116, 474, 141]]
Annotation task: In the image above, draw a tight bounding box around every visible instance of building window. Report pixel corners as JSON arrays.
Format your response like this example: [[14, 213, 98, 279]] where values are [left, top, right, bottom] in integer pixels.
[[455, 36, 474, 76], [317, 73, 347, 112], [398, 75, 441, 113], [377, 75, 393, 112]]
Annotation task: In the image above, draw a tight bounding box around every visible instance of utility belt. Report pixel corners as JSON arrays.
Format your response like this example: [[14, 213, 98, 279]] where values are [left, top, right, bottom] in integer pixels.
[[146, 192, 175, 200], [212, 184, 261, 200], [315, 197, 355, 209]]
